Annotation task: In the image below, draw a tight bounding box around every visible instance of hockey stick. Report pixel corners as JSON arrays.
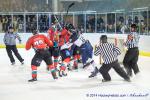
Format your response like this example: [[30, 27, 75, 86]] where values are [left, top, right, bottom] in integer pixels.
[[50, 2, 75, 30], [66, 2, 75, 15]]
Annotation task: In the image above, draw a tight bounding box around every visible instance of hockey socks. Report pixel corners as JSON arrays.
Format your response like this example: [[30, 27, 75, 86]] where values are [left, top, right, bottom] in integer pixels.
[[59, 58, 70, 77], [48, 64, 58, 79], [28, 65, 37, 82], [59, 63, 67, 77], [73, 55, 78, 70], [54, 57, 59, 68]]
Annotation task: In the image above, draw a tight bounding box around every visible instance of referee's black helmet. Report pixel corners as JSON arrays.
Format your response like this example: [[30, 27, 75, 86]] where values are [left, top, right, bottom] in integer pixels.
[[131, 24, 137, 29]]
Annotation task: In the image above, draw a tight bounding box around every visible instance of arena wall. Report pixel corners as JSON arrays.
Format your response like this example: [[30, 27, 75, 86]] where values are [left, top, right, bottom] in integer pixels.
[[0, 33, 150, 57]]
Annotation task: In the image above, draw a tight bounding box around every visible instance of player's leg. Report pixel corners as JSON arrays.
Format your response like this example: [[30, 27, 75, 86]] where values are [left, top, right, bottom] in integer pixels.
[[81, 48, 88, 68], [28, 53, 42, 82], [73, 46, 80, 70], [47, 47, 53, 71], [77, 54, 82, 63], [83, 42, 95, 68], [44, 49, 58, 79], [59, 49, 71, 77], [86, 42, 93, 59], [84, 42, 98, 69], [5, 45, 15, 65], [53, 47, 60, 69], [86, 44, 99, 78]]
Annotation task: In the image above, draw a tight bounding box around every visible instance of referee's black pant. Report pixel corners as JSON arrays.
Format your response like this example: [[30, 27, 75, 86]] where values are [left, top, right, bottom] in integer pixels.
[[6, 45, 24, 63], [99, 60, 129, 81], [123, 47, 139, 76]]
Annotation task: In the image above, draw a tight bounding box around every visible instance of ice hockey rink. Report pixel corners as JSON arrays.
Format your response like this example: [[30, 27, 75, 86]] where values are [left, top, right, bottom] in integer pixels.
[[0, 47, 150, 100], [0, 0, 150, 99]]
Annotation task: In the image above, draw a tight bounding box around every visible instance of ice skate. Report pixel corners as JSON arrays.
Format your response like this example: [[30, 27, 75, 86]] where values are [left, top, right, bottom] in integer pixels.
[[51, 72, 58, 79], [28, 78, 37, 82], [59, 70, 67, 77], [83, 60, 94, 69], [89, 67, 98, 78]]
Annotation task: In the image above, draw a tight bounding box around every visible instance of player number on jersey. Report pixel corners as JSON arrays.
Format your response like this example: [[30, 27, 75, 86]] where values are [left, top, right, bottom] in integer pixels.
[[79, 36, 86, 43], [34, 40, 44, 46]]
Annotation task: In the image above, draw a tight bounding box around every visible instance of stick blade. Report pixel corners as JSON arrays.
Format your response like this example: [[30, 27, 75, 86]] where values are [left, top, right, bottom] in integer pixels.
[[68, 2, 75, 8]]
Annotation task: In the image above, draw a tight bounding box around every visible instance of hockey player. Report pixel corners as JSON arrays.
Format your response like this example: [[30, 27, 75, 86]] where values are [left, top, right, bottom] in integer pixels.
[[65, 24, 98, 76], [26, 29, 58, 82], [59, 42, 72, 77], [69, 31, 93, 66], [123, 24, 140, 77], [58, 26, 72, 76], [65, 24, 81, 70], [70, 44, 81, 70], [94, 35, 130, 82], [47, 23, 60, 70]]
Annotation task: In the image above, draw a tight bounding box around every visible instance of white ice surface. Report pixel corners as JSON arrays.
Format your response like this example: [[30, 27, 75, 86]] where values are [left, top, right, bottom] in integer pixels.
[[0, 48, 150, 100]]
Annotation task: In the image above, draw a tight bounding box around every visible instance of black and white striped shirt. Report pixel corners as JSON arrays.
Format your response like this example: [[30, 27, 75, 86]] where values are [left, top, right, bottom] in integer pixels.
[[125, 32, 140, 49], [94, 43, 121, 64]]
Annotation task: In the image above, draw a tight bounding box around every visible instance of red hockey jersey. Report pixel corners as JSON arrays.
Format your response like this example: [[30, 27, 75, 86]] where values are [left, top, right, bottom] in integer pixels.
[[47, 27, 59, 42], [26, 34, 53, 50], [59, 28, 71, 47]]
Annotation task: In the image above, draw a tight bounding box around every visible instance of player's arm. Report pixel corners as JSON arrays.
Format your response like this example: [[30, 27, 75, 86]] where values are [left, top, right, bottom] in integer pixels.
[[44, 35, 53, 47], [25, 38, 32, 50], [60, 42, 73, 50], [61, 28, 69, 36]]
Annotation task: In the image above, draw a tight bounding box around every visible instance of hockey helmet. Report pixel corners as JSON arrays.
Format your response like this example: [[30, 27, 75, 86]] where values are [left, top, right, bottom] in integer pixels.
[[32, 28, 38, 35], [65, 23, 75, 31], [100, 35, 107, 43]]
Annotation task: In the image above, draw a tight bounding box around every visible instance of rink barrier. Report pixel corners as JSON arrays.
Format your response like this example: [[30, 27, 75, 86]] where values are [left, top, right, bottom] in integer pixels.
[[0, 43, 150, 57], [0, 44, 25, 48], [139, 51, 150, 57]]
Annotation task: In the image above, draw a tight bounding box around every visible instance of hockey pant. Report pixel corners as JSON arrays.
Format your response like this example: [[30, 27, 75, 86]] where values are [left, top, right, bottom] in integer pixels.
[[80, 42, 93, 65]]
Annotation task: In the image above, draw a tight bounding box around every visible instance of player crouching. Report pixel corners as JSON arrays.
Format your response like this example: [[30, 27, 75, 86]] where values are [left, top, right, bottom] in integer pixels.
[[26, 29, 58, 82], [59, 42, 72, 77]]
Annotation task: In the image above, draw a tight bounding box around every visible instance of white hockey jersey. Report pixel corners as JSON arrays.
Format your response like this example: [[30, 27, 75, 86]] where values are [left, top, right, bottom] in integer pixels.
[[60, 34, 87, 50], [74, 34, 86, 47], [60, 42, 73, 50]]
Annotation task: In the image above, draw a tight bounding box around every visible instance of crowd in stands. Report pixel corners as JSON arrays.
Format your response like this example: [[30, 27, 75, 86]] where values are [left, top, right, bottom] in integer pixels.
[[0, 13, 149, 35]]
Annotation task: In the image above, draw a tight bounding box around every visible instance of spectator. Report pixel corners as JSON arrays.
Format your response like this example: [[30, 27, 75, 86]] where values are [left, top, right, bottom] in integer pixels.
[[0, 17, 2, 32], [13, 17, 19, 32]]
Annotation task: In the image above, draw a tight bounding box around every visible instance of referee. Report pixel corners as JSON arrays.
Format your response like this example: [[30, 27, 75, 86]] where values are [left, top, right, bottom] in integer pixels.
[[123, 24, 140, 77], [3, 26, 24, 65], [94, 35, 130, 82]]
